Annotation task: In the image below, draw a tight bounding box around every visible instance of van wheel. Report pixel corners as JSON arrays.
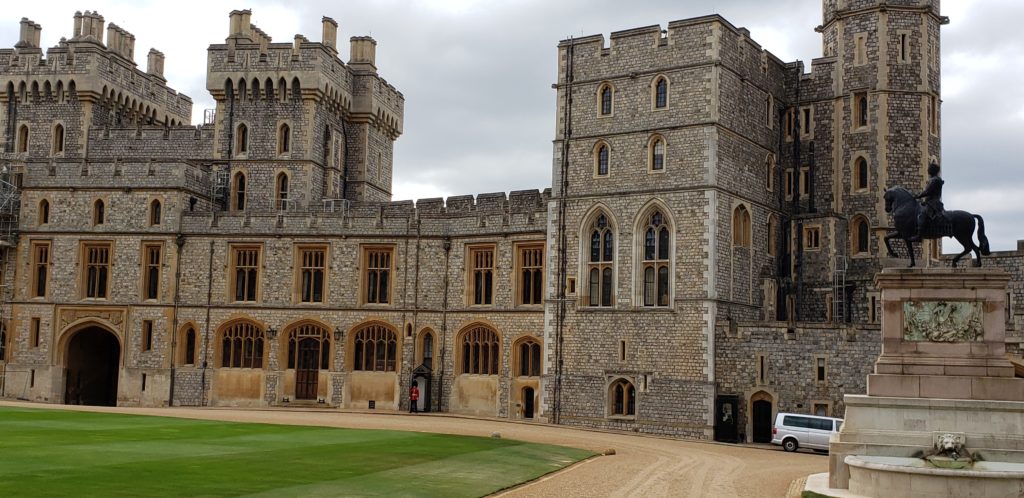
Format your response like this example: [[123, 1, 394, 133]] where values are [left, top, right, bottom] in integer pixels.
[[782, 438, 799, 452]]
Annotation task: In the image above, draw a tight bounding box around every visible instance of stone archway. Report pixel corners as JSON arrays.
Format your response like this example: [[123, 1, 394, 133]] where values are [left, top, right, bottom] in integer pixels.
[[65, 326, 120, 406], [750, 391, 774, 444]]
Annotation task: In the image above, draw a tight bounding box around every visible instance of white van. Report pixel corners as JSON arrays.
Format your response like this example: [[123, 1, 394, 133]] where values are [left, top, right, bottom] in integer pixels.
[[771, 413, 843, 452]]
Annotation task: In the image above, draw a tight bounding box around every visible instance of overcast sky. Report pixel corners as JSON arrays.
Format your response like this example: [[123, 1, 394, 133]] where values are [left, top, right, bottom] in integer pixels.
[[2, 0, 1022, 250]]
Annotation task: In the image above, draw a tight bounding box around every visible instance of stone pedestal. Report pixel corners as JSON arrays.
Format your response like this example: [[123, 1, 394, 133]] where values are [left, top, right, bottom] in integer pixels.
[[827, 268, 1024, 491]]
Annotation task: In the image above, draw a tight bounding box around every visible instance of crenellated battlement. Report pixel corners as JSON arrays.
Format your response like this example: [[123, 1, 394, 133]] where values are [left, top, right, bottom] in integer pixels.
[[0, 12, 192, 126], [85, 125, 215, 159]]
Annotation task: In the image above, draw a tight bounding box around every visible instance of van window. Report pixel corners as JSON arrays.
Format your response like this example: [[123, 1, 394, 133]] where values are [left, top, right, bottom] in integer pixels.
[[783, 416, 810, 428], [811, 418, 832, 431]]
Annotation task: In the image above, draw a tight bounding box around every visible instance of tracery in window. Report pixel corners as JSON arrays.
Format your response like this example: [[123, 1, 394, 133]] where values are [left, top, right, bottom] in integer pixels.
[[352, 324, 397, 372], [641, 210, 670, 307], [220, 321, 264, 368], [587, 213, 615, 307], [460, 326, 500, 375]]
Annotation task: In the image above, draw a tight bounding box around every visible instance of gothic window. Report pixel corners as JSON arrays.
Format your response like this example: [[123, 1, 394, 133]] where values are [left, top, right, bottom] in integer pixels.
[[265, 78, 274, 100], [418, 330, 435, 369], [851, 216, 870, 255], [598, 83, 613, 115], [517, 243, 544, 306], [732, 206, 751, 247], [609, 378, 636, 416], [459, 326, 500, 375], [82, 242, 111, 299], [766, 154, 776, 192], [149, 200, 161, 226], [767, 214, 778, 257], [291, 77, 301, 100], [649, 136, 665, 172], [587, 213, 615, 307], [468, 246, 495, 306], [233, 172, 246, 211], [142, 243, 161, 300], [17, 124, 28, 153], [854, 92, 868, 129], [641, 210, 671, 307], [92, 199, 105, 226], [804, 226, 822, 250], [516, 338, 541, 377], [278, 123, 290, 154], [286, 323, 331, 370], [854, 157, 869, 191], [595, 142, 610, 177], [351, 324, 397, 372], [364, 247, 393, 304], [275, 173, 289, 211], [220, 321, 264, 368], [235, 123, 248, 154], [182, 326, 196, 365], [297, 246, 326, 303], [31, 241, 49, 298], [653, 76, 668, 109], [52, 123, 64, 154], [230, 245, 260, 302], [38, 199, 49, 225]]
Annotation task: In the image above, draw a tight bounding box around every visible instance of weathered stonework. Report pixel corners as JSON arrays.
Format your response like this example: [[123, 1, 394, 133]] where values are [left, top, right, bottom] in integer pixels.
[[0, 1, 1018, 442]]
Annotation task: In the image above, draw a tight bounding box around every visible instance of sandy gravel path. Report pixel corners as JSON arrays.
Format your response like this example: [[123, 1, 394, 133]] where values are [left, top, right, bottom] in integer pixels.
[[0, 401, 824, 497]]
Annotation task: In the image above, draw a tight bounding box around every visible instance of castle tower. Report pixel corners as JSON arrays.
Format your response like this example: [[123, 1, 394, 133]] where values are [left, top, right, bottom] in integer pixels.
[[780, 0, 947, 323], [206, 10, 403, 210]]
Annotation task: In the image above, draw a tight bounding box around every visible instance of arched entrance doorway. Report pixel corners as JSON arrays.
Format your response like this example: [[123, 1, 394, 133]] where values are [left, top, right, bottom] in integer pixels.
[[751, 391, 774, 443], [65, 327, 120, 406], [522, 387, 535, 419]]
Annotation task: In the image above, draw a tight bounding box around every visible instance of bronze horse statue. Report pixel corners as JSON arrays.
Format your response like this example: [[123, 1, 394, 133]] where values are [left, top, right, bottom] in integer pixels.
[[883, 187, 990, 267]]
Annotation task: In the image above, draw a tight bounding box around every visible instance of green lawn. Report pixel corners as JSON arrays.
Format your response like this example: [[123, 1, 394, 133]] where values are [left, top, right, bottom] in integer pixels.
[[0, 407, 593, 497]]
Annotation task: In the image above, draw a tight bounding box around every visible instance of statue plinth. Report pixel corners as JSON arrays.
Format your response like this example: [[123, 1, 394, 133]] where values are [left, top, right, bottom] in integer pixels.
[[823, 268, 1024, 494], [867, 268, 1022, 401]]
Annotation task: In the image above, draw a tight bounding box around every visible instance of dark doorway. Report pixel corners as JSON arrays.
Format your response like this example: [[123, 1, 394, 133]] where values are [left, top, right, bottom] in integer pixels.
[[411, 364, 432, 413], [522, 387, 535, 419], [714, 395, 739, 443], [65, 327, 120, 406], [295, 337, 319, 400], [752, 398, 774, 443]]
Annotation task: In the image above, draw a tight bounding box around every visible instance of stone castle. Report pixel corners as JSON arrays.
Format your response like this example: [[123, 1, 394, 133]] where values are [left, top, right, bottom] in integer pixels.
[[0, 1, 1021, 443]]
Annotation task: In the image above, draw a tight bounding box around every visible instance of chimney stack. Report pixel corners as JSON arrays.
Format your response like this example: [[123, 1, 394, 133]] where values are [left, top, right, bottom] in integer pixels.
[[349, 36, 377, 72], [16, 18, 42, 48], [147, 49, 165, 80], [322, 17, 338, 53], [228, 9, 253, 40]]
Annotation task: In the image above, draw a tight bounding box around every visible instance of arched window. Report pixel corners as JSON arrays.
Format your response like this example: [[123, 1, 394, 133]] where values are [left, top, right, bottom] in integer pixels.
[[235, 123, 248, 154], [149, 200, 161, 226], [93, 199, 105, 225], [182, 326, 196, 365], [852, 215, 870, 255], [766, 154, 776, 192], [291, 77, 301, 100], [641, 210, 671, 307], [52, 123, 64, 154], [238, 79, 247, 102], [419, 330, 435, 369], [653, 76, 668, 109], [278, 77, 288, 102], [233, 172, 246, 211], [352, 324, 398, 372], [286, 323, 331, 370], [765, 95, 774, 128], [649, 136, 665, 171], [38, 199, 50, 225], [275, 173, 289, 211], [251, 79, 260, 101], [595, 142, 610, 176], [459, 326, 500, 375], [732, 205, 751, 247], [265, 78, 274, 100], [17, 124, 28, 153], [853, 157, 869, 191], [516, 338, 541, 377], [767, 214, 778, 257], [587, 213, 615, 307], [609, 378, 636, 416], [598, 83, 613, 115], [220, 321, 265, 368], [278, 123, 290, 154]]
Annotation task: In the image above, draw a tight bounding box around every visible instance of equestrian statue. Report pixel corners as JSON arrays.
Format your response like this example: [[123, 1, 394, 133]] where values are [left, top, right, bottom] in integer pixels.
[[883, 162, 990, 267]]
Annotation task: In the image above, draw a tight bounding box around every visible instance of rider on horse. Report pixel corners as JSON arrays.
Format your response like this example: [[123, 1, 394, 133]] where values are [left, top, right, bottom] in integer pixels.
[[911, 162, 944, 242]]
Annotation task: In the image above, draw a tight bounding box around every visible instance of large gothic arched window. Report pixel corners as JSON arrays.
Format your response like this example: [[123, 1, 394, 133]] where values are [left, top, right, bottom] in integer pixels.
[[587, 213, 615, 307], [641, 210, 671, 307]]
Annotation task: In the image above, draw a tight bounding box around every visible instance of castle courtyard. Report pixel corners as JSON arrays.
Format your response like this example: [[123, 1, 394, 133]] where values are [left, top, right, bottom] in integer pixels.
[[0, 399, 824, 497]]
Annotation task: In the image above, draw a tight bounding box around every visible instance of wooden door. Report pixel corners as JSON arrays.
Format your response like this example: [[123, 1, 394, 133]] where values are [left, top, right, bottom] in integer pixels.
[[752, 399, 773, 443], [295, 338, 319, 400], [523, 387, 535, 419]]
